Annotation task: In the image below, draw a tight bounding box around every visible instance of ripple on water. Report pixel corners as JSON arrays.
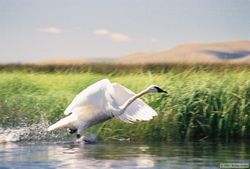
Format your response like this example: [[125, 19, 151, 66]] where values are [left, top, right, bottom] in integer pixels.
[[0, 141, 250, 169]]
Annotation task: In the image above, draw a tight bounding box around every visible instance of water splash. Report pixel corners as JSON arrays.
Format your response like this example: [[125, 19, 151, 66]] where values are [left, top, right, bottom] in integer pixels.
[[0, 122, 71, 143], [0, 128, 27, 143]]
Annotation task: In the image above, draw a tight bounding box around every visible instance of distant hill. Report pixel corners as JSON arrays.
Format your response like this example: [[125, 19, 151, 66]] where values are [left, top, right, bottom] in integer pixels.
[[32, 40, 250, 65], [35, 58, 89, 65], [33, 57, 114, 65], [117, 40, 250, 64]]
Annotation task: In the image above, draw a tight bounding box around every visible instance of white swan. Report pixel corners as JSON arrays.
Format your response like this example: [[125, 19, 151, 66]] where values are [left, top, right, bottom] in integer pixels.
[[48, 79, 167, 140]]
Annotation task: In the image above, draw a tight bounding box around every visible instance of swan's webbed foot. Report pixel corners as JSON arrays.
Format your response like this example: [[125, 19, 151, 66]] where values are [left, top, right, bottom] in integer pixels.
[[74, 127, 96, 143], [75, 134, 85, 143], [74, 127, 85, 143], [75, 134, 96, 144]]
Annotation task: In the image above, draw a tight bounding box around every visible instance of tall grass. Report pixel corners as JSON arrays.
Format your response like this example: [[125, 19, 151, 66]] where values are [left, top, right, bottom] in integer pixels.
[[0, 65, 249, 141]]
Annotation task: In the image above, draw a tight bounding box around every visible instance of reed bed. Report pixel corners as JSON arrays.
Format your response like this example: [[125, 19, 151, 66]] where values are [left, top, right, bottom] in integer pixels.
[[0, 64, 249, 141]]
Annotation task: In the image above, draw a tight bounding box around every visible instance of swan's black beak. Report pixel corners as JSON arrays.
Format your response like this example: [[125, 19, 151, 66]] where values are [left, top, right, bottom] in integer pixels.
[[155, 87, 168, 94]]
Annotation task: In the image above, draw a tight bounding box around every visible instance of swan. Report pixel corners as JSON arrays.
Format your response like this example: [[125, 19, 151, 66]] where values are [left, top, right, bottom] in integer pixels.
[[47, 79, 167, 141]]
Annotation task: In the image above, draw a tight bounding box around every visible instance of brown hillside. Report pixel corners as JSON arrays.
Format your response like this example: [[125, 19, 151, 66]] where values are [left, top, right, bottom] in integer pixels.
[[118, 40, 250, 64]]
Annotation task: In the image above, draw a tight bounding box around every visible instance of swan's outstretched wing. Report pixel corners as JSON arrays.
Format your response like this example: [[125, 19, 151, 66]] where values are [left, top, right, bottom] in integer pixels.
[[64, 79, 112, 116], [49, 79, 113, 132], [109, 83, 157, 122]]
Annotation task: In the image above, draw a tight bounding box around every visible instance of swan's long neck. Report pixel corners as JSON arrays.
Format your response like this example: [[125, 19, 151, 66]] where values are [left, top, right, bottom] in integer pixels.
[[119, 88, 150, 111]]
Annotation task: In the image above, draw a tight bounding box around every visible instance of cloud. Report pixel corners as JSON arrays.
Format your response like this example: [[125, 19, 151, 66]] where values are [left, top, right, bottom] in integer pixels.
[[94, 29, 110, 36], [94, 28, 130, 42], [110, 33, 130, 42], [36, 27, 63, 33]]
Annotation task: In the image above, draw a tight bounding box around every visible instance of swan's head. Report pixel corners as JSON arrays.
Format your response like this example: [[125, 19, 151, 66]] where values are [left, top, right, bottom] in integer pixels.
[[147, 85, 168, 94]]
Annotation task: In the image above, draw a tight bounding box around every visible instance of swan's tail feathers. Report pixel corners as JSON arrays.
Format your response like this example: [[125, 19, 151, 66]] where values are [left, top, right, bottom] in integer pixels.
[[110, 83, 157, 123], [47, 115, 74, 132]]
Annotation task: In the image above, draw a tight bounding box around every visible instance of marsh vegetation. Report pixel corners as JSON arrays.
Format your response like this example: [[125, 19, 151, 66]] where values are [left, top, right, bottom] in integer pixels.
[[0, 64, 249, 141]]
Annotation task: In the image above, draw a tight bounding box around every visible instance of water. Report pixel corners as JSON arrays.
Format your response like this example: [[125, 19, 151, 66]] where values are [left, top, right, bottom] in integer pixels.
[[0, 127, 250, 169], [1, 140, 250, 169]]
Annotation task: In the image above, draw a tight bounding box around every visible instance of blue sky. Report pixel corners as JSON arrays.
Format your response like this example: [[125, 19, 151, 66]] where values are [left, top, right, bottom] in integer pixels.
[[0, 0, 250, 63]]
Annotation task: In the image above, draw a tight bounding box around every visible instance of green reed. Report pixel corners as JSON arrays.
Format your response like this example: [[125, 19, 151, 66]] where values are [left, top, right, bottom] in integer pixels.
[[0, 65, 249, 141]]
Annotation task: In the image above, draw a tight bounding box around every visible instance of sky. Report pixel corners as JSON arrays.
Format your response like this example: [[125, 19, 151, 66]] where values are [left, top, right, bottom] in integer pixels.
[[0, 0, 250, 63]]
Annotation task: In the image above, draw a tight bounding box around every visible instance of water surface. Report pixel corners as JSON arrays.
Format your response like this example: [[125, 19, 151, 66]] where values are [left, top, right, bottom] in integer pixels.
[[1, 141, 250, 169]]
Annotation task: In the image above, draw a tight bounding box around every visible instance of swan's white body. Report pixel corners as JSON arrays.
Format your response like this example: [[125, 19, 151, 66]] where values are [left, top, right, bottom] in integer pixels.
[[48, 79, 164, 135]]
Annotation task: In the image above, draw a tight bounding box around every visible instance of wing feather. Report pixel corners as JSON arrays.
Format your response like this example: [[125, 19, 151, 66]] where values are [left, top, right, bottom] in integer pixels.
[[64, 79, 111, 116], [109, 83, 157, 122]]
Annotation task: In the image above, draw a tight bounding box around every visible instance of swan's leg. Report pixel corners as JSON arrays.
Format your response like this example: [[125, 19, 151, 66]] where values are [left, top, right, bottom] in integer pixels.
[[76, 129, 82, 139], [75, 126, 96, 143], [76, 133, 81, 139], [75, 126, 86, 143]]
